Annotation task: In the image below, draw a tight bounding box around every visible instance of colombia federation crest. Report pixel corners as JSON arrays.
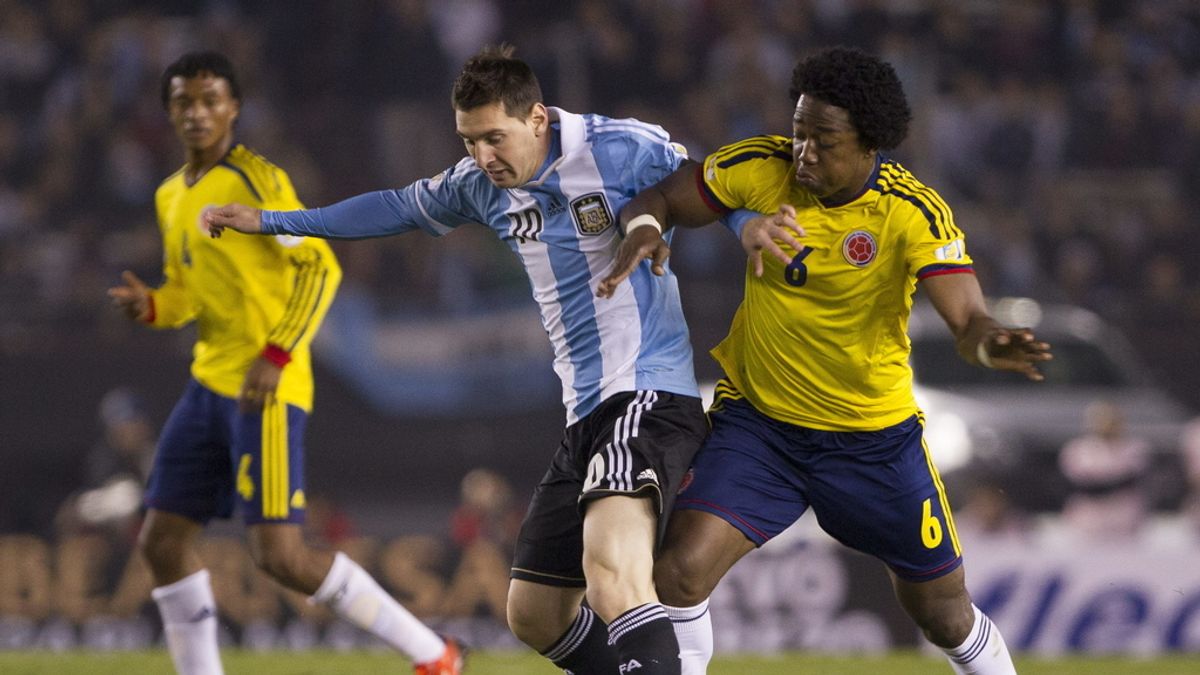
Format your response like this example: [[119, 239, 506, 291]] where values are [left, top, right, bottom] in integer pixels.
[[842, 230, 878, 267]]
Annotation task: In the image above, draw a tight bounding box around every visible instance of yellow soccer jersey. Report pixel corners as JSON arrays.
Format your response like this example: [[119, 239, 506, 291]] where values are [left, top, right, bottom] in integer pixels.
[[700, 135, 973, 431], [149, 144, 341, 411]]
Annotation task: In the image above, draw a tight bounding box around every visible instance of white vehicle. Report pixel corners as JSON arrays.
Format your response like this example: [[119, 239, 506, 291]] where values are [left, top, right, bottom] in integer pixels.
[[909, 298, 1193, 511]]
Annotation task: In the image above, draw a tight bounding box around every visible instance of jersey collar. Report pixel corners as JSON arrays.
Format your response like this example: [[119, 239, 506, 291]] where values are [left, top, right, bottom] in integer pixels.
[[816, 154, 883, 209], [523, 107, 579, 188]]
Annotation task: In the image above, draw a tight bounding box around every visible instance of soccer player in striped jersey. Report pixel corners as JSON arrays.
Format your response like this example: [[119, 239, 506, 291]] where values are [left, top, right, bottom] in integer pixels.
[[204, 46, 708, 675], [599, 48, 1052, 674], [107, 52, 461, 675]]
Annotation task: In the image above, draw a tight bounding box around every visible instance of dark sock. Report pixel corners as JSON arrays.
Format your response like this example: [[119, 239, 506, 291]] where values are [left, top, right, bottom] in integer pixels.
[[607, 603, 680, 675], [541, 605, 619, 674]]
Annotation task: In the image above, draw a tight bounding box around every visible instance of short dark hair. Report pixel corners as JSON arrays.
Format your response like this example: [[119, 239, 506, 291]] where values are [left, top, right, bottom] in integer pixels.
[[160, 51, 241, 108], [451, 44, 543, 118], [788, 47, 911, 151]]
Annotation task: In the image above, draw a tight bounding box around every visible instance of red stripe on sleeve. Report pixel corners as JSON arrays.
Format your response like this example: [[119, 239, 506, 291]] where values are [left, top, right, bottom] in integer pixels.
[[694, 163, 729, 214], [917, 267, 976, 280], [261, 343, 292, 367]]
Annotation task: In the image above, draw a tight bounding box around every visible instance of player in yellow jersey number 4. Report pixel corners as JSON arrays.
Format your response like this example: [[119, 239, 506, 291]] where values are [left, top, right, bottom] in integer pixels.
[[107, 52, 461, 675], [599, 48, 1052, 674]]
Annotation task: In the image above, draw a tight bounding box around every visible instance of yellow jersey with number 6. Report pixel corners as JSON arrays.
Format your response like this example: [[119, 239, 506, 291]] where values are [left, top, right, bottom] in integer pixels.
[[699, 135, 973, 431], [151, 144, 340, 411]]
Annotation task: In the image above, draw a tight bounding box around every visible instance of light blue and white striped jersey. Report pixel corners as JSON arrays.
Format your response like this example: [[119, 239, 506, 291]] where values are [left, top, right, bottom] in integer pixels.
[[260, 108, 699, 424]]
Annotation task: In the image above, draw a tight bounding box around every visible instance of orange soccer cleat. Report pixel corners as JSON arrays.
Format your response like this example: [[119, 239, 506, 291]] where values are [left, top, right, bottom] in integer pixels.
[[413, 636, 465, 675]]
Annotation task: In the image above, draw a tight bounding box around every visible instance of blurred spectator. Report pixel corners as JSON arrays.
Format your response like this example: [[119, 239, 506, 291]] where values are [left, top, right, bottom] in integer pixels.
[[953, 477, 1031, 548], [54, 387, 155, 540], [448, 468, 521, 553], [303, 493, 358, 548], [1180, 418, 1200, 535], [1058, 400, 1151, 539]]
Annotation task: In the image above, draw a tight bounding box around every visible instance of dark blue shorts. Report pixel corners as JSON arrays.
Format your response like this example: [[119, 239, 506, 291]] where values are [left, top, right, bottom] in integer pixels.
[[675, 388, 961, 581], [144, 379, 308, 525]]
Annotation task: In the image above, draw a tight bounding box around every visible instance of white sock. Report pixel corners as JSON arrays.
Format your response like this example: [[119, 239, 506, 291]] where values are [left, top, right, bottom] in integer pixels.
[[310, 551, 445, 664], [663, 599, 713, 675], [942, 604, 1017, 675], [151, 569, 224, 675]]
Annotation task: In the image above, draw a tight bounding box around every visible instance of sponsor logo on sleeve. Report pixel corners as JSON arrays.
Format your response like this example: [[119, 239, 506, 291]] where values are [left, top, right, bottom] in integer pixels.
[[935, 239, 965, 261]]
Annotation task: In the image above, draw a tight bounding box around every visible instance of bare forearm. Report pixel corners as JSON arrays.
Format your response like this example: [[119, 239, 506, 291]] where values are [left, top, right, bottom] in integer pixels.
[[620, 161, 720, 232], [955, 313, 999, 365], [619, 185, 671, 233]]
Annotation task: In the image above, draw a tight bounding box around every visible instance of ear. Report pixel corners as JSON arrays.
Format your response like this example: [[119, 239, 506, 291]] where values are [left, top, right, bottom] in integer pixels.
[[529, 102, 549, 136]]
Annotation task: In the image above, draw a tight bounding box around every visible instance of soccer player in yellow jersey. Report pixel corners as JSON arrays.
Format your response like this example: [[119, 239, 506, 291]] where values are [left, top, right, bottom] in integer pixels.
[[599, 48, 1052, 674], [106, 52, 461, 675]]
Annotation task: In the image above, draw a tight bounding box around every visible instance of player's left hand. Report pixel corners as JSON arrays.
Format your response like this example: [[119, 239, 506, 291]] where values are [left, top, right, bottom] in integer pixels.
[[979, 328, 1053, 382], [596, 225, 670, 298], [741, 205, 806, 277], [239, 355, 283, 413]]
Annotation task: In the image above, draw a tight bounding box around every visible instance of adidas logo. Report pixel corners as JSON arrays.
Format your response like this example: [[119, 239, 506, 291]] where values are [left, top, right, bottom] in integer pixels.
[[636, 469, 658, 484]]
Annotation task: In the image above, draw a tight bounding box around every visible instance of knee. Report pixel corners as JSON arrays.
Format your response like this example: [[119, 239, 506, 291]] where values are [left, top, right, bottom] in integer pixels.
[[653, 549, 715, 607], [137, 524, 183, 572], [506, 594, 566, 651], [914, 601, 975, 648], [249, 541, 303, 584]]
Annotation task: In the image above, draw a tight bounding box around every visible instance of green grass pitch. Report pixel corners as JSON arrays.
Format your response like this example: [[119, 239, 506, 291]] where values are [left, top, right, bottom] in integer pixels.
[[1, 650, 1198, 674]]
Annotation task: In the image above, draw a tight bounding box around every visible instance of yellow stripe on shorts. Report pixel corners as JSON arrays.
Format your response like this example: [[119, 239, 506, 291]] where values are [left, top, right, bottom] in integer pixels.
[[917, 416, 961, 556], [260, 400, 290, 519]]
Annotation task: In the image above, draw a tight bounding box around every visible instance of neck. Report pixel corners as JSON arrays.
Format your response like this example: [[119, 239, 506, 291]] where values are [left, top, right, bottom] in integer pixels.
[[535, 130, 553, 164], [519, 129, 556, 186], [184, 135, 234, 183], [822, 154, 877, 206]]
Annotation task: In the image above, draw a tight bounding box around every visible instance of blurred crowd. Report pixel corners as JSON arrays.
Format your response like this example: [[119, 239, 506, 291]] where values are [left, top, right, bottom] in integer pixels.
[[1, 0, 1199, 402]]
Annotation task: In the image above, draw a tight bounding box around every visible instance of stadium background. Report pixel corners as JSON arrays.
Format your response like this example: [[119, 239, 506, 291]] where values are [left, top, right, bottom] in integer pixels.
[[2, 0, 1199, 663]]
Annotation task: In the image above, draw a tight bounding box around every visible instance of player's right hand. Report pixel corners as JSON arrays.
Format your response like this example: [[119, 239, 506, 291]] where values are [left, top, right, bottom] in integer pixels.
[[596, 225, 671, 298], [106, 270, 152, 322], [203, 203, 263, 238], [741, 204, 806, 277]]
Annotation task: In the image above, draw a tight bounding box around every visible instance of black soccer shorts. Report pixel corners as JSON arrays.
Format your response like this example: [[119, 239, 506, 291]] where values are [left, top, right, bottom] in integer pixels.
[[510, 389, 708, 587]]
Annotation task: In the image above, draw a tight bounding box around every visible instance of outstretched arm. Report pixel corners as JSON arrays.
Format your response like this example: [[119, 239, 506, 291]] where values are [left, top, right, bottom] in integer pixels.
[[597, 162, 808, 297], [204, 189, 445, 240], [922, 272, 1053, 381]]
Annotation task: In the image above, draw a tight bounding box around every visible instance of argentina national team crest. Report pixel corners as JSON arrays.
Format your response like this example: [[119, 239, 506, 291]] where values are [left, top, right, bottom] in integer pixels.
[[842, 230, 878, 267], [570, 192, 614, 236]]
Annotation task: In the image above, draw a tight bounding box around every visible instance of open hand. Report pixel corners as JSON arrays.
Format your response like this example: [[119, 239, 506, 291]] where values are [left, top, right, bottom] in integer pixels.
[[596, 225, 670, 298], [106, 270, 152, 322], [979, 328, 1053, 381], [741, 204, 806, 277]]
